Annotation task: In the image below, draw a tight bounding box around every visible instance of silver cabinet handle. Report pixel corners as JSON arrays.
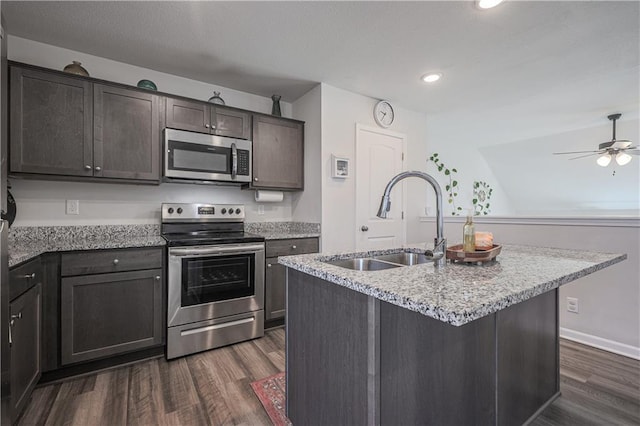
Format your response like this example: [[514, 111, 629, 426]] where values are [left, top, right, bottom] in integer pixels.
[[292, 245, 297, 249], [205, 124, 210, 128], [211, 124, 216, 130], [267, 264, 272, 268], [113, 259, 119, 265], [361, 226, 369, 232], [8, 312, 22, 347], [254, 177, 259, 182], [24, 273, 36, 279], [95, 166, 102, 172], [85, 165, 92, 170], [155, 276, 161, 281]]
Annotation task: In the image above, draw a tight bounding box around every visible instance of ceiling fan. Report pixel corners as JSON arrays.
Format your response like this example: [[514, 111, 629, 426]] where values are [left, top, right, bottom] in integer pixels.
[[553, 113, 639, 167]]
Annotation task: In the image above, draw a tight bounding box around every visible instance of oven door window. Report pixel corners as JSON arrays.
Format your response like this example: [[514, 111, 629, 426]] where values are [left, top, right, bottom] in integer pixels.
[[181, 254, 255, 306], [168, 140, 231, 174]]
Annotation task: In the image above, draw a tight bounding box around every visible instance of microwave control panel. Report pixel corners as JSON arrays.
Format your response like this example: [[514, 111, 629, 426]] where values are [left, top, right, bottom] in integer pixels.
[[237, 150, 250, 176]]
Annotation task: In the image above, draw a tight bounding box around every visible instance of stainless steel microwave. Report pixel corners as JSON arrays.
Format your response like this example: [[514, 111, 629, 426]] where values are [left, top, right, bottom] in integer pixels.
[[164, 128, 252, 184]]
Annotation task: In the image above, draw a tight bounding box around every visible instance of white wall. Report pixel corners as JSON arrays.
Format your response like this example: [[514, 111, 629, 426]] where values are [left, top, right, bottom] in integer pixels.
[[480, 118, 640, 216], [320, 84, 429, 252], [424, 115, 515, 217], [7, 36, 295, 226], [418, 216, 640, 358], [291, 85, 322, 225]]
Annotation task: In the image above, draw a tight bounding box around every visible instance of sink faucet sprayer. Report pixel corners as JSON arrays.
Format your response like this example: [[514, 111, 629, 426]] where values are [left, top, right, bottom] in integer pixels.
[[376, 171, 447, 268]]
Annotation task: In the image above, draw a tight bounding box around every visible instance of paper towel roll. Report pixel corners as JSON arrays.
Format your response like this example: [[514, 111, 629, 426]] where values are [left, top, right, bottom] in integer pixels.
[[255, 190, 284, 203]]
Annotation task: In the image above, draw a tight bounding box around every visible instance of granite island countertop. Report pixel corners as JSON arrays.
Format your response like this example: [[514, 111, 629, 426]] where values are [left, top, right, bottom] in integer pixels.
[[278, 244, 626, 326]]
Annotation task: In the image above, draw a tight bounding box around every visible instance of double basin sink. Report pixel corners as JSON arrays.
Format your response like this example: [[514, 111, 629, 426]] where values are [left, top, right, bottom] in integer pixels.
[[325, 252, 429, 271]]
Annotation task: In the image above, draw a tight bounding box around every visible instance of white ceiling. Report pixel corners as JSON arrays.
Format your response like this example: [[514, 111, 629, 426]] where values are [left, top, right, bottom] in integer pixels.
[[3, 1, 639, 145]]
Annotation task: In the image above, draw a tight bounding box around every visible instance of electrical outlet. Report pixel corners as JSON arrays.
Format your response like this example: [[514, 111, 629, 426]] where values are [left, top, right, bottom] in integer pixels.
[[566, 297, 579, 313], [258, 205, 265, 215], [66, 199, 80, 215]]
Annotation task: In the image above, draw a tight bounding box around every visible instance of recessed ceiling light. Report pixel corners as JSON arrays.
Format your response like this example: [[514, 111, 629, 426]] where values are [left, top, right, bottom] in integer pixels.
[[476, 0, 504, 10], [421, 73, 442, 83]]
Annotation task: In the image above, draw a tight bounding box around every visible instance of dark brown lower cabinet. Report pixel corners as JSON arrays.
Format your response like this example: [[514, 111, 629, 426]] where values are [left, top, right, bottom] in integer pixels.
[[286, 268, 560, 426], [264, 238, 319, 325], [9, 282, 41, 422], [265, 258, 286, 321], [61, 269, 163, 365]]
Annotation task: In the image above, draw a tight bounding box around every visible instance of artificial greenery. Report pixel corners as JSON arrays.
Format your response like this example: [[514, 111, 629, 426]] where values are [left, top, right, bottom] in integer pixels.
[[428, 153, 463, 215], [472, 181, 493, 216], [428, 153, 494, 216]]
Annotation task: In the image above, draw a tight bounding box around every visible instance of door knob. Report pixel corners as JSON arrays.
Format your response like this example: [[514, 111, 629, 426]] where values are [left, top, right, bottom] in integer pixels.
[[85, 165, 92, 170], [361, 226, 369, 232], [95, 166, 102, 172]]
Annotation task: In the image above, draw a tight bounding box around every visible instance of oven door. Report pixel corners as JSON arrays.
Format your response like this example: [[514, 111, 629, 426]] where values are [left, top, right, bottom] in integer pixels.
[[167, 242, 264, 327]]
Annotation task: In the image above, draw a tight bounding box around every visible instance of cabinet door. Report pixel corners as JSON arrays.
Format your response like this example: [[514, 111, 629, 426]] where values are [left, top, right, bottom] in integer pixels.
[[252, 115, 304, 190], [61, 269, 163, 365], [165, 97, 211, 133], [265, 257, 287, 321], [212, 106, 251, 140], [9, 66, 92, 176], [9, 283, 41, 421], [94, 84, 160, 181]]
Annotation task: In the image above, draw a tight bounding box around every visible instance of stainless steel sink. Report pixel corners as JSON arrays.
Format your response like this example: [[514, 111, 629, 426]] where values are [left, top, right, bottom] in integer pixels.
[[373, 252, 430, 266], [325, 258, 403, 271]]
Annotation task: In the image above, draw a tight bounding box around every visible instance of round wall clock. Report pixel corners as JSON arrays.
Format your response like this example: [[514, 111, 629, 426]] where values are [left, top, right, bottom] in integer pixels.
[[373, 100, 395, 128]]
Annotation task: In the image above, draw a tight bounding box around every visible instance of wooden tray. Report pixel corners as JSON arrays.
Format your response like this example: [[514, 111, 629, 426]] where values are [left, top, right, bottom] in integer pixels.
[[446, 244, 502, 264]]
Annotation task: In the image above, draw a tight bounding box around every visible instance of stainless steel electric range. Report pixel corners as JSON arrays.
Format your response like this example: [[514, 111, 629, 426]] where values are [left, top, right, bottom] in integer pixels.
[[161, 203, 265, 359]]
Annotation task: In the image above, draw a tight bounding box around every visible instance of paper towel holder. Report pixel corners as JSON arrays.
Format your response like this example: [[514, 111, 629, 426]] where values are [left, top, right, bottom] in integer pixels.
[[332, 155, 350, 178]]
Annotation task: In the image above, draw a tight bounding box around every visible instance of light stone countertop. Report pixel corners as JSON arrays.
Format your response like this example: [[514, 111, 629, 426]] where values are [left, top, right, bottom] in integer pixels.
[[278, 244, 626, 326], [8, 221, 321, 267], [246, 221, 320, 240], [8, 225, 166, 267]]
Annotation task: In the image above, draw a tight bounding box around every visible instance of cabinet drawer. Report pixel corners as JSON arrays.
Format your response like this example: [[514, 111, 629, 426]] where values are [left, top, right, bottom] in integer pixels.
[[266, 238, 319, 257], [61, 247, 163, 276], [9, 257, 43, 301]]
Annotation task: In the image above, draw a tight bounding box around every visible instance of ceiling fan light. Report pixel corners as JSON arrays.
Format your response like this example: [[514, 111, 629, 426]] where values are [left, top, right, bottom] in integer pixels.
[[615, 152, 632, 166], [596, 153, 612, 167]]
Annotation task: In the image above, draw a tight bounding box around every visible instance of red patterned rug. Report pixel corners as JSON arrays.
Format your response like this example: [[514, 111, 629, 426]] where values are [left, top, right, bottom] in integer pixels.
[[251, 372, 292, 426]]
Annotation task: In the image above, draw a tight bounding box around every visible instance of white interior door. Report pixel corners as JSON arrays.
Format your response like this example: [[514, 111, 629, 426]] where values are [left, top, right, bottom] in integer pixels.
[[355, 125, 405, 250]]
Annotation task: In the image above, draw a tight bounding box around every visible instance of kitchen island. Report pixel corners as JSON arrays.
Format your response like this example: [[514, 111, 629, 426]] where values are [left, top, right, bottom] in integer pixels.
[[279, 244, 626, 426]]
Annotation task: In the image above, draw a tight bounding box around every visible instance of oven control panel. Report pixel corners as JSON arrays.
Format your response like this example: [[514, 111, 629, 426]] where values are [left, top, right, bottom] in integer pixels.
[[162, 203, 245, 222]]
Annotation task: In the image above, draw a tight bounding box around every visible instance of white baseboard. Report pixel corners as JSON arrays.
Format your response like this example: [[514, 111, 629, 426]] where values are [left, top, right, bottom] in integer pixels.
[[560, 327, 640, 360]]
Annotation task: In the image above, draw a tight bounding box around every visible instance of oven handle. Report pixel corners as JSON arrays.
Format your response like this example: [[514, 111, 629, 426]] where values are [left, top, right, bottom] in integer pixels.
[[169, 244, 264, 257], [180, 316, 255, 337], [231, 142, 238, 179]]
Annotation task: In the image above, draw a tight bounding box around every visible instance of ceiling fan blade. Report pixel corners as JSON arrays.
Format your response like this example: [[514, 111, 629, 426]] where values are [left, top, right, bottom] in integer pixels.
[[568, 153, 599, 160], [553, 150, 602, 155]]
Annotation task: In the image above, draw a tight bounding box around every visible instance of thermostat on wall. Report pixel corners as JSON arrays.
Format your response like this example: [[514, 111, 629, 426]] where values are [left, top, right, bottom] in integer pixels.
[[332, 155, 350, 179]]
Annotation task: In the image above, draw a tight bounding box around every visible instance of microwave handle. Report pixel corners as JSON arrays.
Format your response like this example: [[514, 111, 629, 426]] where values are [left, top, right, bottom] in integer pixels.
[[231, 143, 238, 179]]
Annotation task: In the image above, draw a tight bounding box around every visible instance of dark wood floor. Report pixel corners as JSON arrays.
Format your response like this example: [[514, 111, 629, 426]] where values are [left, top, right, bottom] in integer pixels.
[[17, 331, 639, 425]]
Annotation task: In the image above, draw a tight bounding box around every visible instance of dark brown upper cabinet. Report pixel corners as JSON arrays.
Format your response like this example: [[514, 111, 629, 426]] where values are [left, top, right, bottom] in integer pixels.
[[10, 67, 93, 177], [252, 114, 304, 190], [165, 96, 251, 140], [9, 64, 161, 183], [93, 84, 160, 181]]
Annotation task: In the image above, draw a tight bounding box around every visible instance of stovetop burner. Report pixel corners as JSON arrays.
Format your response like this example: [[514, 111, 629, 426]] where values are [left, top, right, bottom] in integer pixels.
[[160, 203, 264, 246]]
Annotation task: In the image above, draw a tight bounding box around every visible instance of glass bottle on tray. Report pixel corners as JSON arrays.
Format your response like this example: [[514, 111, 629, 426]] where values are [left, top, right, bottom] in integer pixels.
[[463, 212, 475, 252]]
